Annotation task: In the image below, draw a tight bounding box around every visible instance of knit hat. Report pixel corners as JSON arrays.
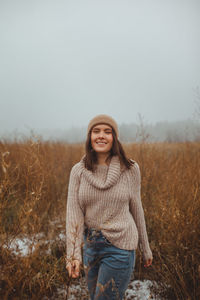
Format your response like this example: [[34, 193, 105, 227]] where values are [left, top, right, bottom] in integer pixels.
[[87, 114, 119, 138]]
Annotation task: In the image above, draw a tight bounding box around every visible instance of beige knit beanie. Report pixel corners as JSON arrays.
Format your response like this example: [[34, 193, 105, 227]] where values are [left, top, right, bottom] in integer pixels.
[[87, 114, 119, 138]]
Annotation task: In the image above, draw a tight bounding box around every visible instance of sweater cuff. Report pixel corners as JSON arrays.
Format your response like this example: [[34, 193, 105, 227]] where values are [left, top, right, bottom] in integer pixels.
[[139, 242, 153, 262], [66, 252, 82, 265]]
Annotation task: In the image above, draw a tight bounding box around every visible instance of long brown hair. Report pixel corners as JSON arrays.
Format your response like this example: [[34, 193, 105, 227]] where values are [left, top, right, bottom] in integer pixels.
[[84, 127, 134, 171]]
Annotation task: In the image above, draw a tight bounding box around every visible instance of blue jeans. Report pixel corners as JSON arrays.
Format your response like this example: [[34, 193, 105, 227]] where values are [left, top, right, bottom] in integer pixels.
[[83, 228, 135, 300]]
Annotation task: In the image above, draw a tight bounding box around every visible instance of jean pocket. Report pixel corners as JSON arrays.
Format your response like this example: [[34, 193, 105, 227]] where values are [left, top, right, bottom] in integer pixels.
[[106, 249, 132, 270]]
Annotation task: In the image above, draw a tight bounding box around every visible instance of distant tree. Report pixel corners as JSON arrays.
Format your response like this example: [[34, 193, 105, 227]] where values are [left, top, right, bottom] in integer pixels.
[[135, 114, 151, 143], [165, 129, 183, 143]]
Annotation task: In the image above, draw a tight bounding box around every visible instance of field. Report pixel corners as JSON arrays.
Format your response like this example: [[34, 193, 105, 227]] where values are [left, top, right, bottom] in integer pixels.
[[0, 139, 200, 299]]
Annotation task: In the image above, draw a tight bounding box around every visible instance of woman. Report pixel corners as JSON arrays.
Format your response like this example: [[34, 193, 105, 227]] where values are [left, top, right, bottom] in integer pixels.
[[66, 114, 153, 300]]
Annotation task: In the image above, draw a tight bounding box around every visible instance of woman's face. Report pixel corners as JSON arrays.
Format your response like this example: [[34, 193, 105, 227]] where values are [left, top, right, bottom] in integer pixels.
[[91, 124, 113, 154]]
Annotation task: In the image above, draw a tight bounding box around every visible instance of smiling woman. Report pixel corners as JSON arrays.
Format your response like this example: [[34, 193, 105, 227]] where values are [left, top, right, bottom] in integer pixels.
[[66, 114, 153, 300], [90, 124, 113, 163]]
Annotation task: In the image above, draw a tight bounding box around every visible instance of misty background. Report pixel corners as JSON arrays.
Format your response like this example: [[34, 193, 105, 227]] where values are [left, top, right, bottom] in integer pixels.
[[0, 0, 200, 143]]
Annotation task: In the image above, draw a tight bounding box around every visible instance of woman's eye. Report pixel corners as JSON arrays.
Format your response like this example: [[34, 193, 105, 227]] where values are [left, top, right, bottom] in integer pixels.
[[92, 130, 112, 134]]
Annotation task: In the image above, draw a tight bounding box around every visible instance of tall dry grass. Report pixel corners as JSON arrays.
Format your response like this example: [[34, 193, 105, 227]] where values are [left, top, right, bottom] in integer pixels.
[[0, 139, 199, 299]]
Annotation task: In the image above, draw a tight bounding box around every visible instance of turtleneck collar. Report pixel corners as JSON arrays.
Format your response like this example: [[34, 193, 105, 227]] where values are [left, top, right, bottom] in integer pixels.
[[79, 154, 122, 190]]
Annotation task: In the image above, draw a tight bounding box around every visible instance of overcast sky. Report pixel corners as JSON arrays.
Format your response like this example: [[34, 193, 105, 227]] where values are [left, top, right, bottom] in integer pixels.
[[0, 0, 200, 135]]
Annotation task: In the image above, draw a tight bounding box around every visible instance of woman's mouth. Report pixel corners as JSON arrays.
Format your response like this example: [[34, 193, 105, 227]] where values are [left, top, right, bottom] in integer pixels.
[[96, 141, 107, 145]]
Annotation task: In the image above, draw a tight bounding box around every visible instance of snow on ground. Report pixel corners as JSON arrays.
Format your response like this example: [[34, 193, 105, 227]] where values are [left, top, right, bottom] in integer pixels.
[[125, 280, 162, 300], [4, 233, 46, 256], [5, 233, 165, 299], [11, 237, 35, 256], [49, 278, 163, 300]]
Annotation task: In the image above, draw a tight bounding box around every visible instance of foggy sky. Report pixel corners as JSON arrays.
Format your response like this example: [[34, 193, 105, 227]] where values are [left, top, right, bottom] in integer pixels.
[[0, 0, 200, 135]]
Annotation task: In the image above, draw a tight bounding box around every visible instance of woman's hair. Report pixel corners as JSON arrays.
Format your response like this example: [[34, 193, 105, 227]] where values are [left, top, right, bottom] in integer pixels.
[[84, 127, 134, 171]]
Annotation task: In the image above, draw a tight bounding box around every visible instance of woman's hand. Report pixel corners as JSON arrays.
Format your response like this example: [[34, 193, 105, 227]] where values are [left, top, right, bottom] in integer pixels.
[[66, 260, 81, 278], [144, 257, 153, 268]]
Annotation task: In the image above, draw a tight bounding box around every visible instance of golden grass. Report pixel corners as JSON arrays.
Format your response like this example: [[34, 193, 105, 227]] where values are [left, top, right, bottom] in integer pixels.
[[0, 139, 199, 299]]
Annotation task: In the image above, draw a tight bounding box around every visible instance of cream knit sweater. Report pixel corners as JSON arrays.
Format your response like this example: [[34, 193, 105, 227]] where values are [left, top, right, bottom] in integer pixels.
[[66, 154, 152, 263]]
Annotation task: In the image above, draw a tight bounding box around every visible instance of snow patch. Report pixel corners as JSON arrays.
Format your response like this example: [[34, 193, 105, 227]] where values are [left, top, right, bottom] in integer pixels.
[[4, 232, 52, 256], [125, 279, 162, 299], [54, 278, 164, 300]]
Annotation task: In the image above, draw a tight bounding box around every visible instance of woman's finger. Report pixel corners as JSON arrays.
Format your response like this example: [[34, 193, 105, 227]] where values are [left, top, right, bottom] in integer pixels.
[[144, 258, 152, 267], [72, 261, 80, 278], [66, 263, 72, 277]]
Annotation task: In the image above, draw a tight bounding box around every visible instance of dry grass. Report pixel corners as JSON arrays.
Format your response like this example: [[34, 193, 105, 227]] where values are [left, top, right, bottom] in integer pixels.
[[0, 139, 199, 299]]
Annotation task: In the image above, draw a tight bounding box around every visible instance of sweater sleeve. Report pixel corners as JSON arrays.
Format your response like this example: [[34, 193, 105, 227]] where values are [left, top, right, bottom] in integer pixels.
[[66, 164, 84, 263], [129, 162, 153, 262]]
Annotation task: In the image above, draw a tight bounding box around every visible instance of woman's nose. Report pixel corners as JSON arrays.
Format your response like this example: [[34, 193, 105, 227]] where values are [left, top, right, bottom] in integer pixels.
[[98, 131, 105, 138]]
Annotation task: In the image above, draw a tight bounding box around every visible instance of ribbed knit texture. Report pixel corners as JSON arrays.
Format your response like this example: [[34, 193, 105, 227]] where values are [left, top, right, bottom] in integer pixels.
[[66, 154, 153, 263]]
